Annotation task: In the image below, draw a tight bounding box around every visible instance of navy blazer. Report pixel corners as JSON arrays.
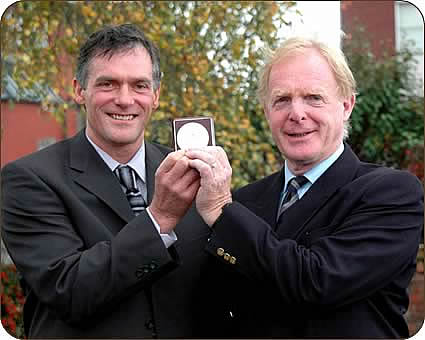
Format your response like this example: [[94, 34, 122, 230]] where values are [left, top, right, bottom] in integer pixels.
[[206, 144, 424, 338], [1, 130, 213, 338]]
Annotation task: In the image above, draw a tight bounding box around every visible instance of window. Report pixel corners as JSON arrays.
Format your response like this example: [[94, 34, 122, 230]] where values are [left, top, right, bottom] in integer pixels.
[[395, 1, 424, 92]]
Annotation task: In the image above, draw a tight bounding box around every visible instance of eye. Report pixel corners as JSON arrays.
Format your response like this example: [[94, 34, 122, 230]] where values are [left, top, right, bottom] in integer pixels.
[[97, 81, 113, 89], [305, 94, 323, 103], [273, 96, 290, 106], [134, 82, 151, 92]]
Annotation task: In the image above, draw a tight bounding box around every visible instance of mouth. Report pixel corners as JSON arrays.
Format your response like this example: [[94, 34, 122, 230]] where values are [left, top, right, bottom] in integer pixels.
[[287, 131, 315, 138], [107, 113, 137, 121]]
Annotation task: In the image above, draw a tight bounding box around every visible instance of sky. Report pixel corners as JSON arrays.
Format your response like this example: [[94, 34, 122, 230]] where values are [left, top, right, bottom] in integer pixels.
[[280, 1, 342, 48]]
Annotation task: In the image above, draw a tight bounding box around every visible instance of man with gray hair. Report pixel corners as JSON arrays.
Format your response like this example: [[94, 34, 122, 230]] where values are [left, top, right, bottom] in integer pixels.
[[186, 37, 424, 338]]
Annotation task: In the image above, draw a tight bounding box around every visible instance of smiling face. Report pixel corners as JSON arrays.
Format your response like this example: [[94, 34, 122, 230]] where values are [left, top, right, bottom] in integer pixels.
[[264, 48, 355, 174], [73, 46, 160, 161]]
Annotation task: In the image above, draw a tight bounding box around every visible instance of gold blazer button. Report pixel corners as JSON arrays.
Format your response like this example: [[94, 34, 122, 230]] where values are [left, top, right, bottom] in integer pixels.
[[217, 248, 225, 256]]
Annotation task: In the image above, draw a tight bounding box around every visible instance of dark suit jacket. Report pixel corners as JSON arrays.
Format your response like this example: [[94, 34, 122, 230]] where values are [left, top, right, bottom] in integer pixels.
[[1, 130, 213, 338], [206, 144, 424, 338]]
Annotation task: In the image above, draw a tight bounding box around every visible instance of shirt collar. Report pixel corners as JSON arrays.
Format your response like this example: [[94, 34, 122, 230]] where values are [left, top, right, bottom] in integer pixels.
[[284, 142, 344, 190], [85, 130, 146, 182]]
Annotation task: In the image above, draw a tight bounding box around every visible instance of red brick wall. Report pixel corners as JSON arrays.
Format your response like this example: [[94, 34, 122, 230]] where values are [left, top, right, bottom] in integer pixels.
[[408, 251, 425, 336], [341, 0, 396, 57], [1, 102, 79, 167], [408, 271, 424, 336]]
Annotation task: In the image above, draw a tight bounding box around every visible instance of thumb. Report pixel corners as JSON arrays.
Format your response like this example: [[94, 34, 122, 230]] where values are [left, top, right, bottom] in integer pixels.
[[157, 150, 186, 175]]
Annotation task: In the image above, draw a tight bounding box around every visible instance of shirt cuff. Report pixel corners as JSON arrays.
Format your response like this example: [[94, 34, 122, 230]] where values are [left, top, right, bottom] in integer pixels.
[[146, 207, 178, 248]]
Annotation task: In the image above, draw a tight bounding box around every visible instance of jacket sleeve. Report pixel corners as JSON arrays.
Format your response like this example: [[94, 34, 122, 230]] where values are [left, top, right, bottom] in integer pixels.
[[1, 161, 179, 325], [206, 170, 424, 308]]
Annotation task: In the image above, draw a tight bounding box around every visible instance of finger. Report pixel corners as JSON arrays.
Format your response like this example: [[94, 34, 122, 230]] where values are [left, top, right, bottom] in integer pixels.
[[188, 159, 214, 179], [215, 146, 231, 167], [169, 156, 194, 178], [177, 177, 200, 205], [157, 150, 186, 174], [186, 177, 201, 195], [185, 149, 217, 167], [179, 168, 201, 188]]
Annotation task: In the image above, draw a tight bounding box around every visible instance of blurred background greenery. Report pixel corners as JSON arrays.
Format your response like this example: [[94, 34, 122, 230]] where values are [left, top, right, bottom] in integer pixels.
[[3, 2, 421, 188]]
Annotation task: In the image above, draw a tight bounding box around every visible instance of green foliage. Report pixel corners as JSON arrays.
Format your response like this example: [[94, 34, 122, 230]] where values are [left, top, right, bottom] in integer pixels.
[[343, 30, 424, 176], [1, 1, 297, 187]]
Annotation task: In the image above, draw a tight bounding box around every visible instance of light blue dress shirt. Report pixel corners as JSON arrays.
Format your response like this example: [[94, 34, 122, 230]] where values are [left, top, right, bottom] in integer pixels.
[[280, 143, 345, 205], [86, 132, 177, 248]]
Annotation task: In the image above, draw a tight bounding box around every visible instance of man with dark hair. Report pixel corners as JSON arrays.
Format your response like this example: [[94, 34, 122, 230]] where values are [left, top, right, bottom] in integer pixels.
[[1, 24, 213, 338]]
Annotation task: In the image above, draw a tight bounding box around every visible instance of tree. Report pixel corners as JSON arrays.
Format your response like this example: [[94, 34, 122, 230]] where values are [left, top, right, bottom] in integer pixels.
[[343, 29, 424, 179], [1, 1, 298, 187]]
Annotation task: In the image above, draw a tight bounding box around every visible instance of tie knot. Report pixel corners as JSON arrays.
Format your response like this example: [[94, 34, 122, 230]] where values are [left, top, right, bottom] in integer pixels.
[[287, 176, 308, 193], [115, 165, 138, 193]]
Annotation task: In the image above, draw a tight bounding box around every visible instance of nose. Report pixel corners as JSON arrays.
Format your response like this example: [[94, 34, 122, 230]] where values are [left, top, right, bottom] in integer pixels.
[[114, 85, 134, 106], [288, 99, 306, 122]]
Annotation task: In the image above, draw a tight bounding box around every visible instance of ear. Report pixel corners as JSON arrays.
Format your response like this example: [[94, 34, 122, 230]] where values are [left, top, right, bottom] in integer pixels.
[[343, 94, 356, 121], [152, 84, 161, 110], [73, 78, 86, 105]]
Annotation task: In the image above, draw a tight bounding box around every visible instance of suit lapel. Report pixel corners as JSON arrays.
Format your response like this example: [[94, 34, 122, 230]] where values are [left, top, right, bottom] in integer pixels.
[[276, 144, 360, 239], [69, 131, 134, 223], [238, 171, 284, 230], [145, 142, 167, 205]]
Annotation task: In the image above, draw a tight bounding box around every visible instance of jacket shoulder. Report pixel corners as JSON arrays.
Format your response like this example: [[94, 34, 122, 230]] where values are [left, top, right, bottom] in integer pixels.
[[357, 162, 422, 186], [2, 137, 72, 172], [147, 141, 172, 157], [233, 171, 282, 201], [357, 164, 423, 196]]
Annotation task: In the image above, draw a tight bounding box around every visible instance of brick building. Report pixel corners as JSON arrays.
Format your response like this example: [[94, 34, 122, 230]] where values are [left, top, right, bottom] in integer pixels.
[[1, 65, 81, 168], [341, 1, 424, 86]]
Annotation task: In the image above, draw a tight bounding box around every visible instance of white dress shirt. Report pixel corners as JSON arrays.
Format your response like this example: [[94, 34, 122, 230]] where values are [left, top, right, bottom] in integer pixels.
[[280, 143, 345, 204], [86, 132, 177, 248]]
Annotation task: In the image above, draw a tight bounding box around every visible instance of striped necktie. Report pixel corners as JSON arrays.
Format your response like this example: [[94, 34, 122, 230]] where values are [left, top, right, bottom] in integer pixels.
[[115, 165, 147, 216], [277, 176, 308, 220]]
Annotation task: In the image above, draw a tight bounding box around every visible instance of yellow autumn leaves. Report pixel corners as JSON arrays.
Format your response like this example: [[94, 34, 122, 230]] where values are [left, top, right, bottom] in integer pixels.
[[2, 1, 297, 187]]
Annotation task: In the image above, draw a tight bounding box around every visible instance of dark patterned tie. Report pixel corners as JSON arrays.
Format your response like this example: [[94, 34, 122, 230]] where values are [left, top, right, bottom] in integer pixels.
[[115, 165, 146, 216], [277, 176, 308, 220]]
